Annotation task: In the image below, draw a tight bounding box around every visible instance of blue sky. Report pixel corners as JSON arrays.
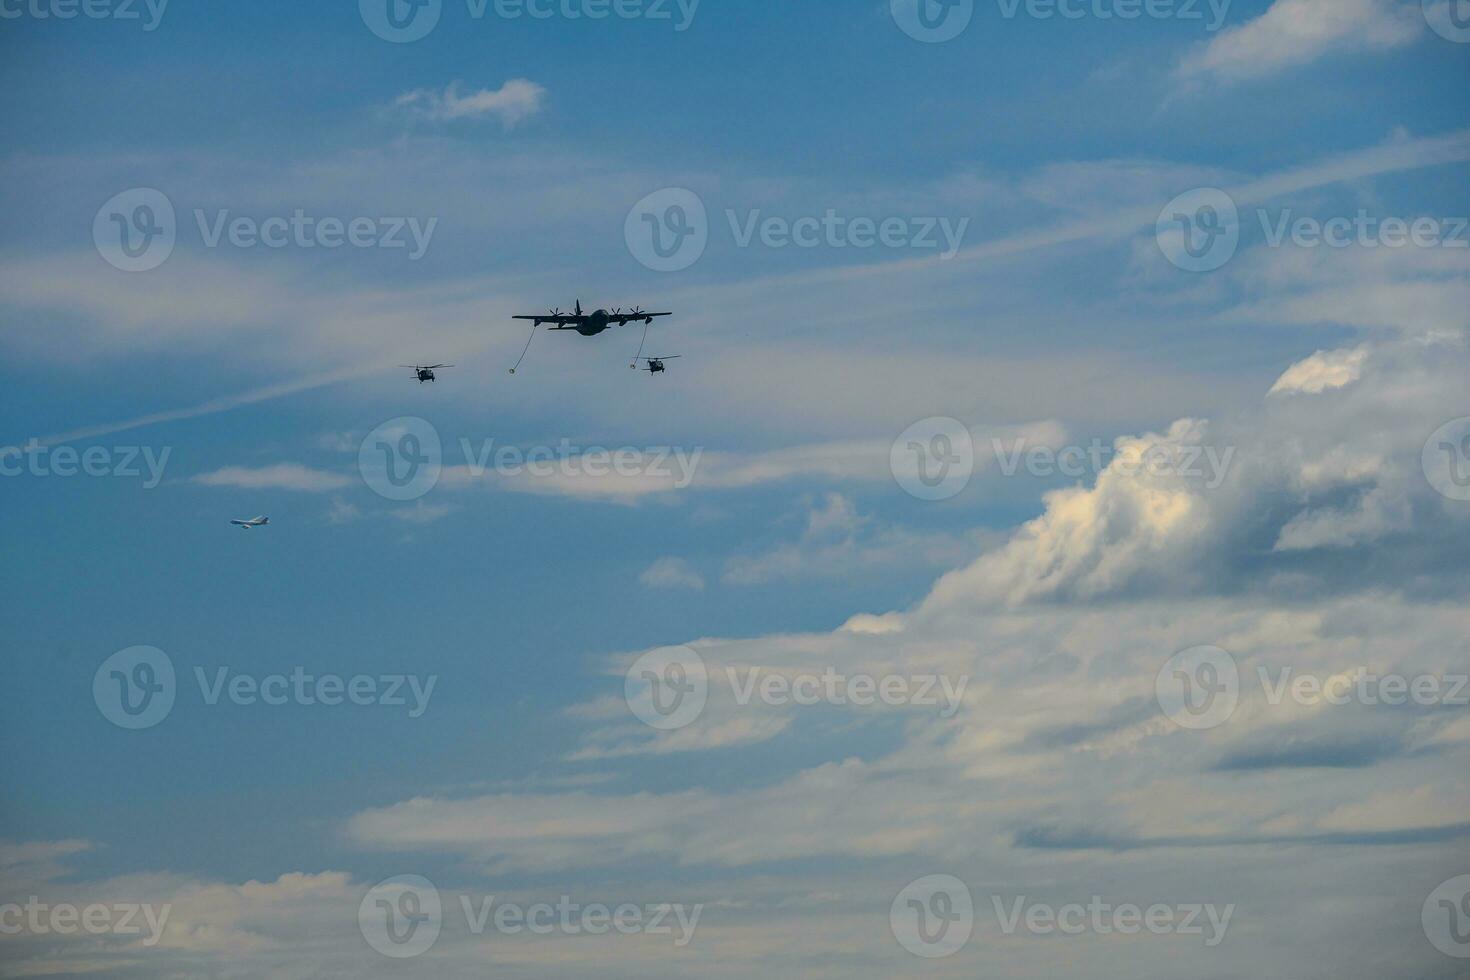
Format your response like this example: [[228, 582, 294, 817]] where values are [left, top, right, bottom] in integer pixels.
[[2, 1, 1470, 976]]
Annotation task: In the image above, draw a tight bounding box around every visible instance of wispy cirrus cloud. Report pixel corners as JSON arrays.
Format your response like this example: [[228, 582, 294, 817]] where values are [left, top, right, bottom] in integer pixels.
[[1178, 0, 1423, 84], [191, 463, 352, 492]]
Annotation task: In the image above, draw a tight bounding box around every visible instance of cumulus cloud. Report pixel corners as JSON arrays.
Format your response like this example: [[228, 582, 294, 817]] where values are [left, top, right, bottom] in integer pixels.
[[342, 333, 1470, 969], [394, 80, 547, 126], [13, 337, 1470, 979]]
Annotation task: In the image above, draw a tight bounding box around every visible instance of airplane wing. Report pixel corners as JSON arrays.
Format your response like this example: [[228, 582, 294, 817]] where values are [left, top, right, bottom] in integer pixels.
[[513, 315, 586, 326], [613, 312, 673, 326]]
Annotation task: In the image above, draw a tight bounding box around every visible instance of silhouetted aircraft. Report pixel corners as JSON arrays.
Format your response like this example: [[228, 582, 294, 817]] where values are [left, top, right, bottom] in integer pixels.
[[513, 301, 671, 337], [639, 356, 681, 375], [508, 301, 673, 374], [401, 364, 453, 384]]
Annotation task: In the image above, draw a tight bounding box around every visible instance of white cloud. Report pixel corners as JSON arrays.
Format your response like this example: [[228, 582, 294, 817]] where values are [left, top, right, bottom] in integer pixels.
[[640, 557, 706, 591], [13, 334, 1470, 978], [345, 332, 1470, 904], [191, 463, 352, 492], [722, 493, 985, 585], [1179, 0, 1423, 84], [394, 80, 547, 126], [1269, 346, 1369, 396]]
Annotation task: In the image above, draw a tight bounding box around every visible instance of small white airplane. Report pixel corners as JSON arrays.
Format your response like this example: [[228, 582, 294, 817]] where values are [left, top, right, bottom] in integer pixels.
[[230, 516, 270, 530]]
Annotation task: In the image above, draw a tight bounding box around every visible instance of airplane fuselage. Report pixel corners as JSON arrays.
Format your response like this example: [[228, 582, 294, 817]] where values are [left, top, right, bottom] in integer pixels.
[[576, 310, 613, 336]]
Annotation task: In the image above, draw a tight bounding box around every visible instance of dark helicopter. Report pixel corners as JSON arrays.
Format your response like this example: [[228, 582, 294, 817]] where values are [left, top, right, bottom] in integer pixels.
[[402, 364, 453, 384], [638, 356, 682, 375]]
